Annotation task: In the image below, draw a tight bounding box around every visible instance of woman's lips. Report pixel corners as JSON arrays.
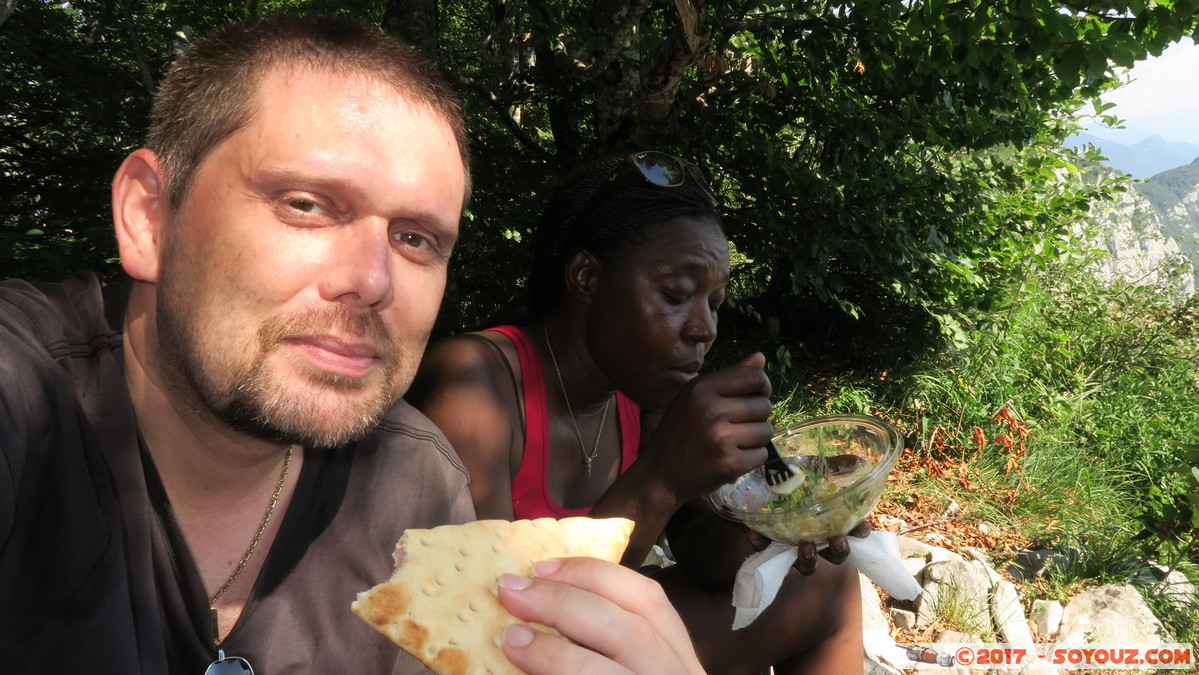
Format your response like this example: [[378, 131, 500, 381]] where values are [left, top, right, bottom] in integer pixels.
[[284, 335, 380, 379], [668, 362, 702, 384]]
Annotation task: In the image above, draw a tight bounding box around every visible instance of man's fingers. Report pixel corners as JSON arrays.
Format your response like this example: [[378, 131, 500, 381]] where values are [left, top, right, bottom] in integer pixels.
[[501, 623, 615, 675], [497, 557, 703, 675]]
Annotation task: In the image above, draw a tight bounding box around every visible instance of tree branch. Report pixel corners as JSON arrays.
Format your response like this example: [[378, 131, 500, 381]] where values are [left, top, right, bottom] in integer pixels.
[[456, 75, 552, 159], [642, 0, 711, 129], [706, 13, 839, 33]]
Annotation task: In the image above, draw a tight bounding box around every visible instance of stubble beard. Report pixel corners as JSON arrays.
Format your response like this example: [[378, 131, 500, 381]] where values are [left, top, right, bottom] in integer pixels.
[[158, 295, 412, 449]]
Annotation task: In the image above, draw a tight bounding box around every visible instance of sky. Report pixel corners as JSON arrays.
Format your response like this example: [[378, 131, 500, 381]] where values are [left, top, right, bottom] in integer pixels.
[[1088, 37, 1199, 145]]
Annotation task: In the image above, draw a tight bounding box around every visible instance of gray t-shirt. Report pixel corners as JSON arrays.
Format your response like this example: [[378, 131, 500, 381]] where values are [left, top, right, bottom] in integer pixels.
[[0, 273, 475, 673]]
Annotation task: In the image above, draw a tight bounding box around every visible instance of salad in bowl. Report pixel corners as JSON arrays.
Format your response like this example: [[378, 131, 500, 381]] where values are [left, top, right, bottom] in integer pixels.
[[707, 414, 902, 544]]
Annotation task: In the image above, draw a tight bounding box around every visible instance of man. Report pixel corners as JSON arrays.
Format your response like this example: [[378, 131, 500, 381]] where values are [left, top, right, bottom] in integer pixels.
[[0, 15, 703, 674]]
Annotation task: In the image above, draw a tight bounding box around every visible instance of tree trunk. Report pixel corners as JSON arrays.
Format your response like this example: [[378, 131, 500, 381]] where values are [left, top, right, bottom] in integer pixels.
[[115, 0, 155, 94], [0, 0, 17, 31], [384, 0, 440, 65]]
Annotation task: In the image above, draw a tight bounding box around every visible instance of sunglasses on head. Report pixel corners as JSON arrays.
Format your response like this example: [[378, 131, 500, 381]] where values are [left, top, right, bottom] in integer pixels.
[[625, 151, 717, 205]]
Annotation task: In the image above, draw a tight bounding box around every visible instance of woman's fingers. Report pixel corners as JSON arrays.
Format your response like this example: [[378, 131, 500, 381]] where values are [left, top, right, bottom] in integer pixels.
[[792, 525, 868, 574], [497, 557, 704, 675], [848, 519, 874, 538]]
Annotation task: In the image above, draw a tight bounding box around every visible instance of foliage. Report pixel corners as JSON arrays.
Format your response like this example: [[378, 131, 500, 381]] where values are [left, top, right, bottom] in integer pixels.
[[5, 0, 1199, 640], [1, 0, 152, 279], [5, 1, 1199, 366], [781, 233, 1199, 595]]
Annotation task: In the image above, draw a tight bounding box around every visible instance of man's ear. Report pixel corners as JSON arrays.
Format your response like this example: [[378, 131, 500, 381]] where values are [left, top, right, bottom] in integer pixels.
[[564, 250, 601, 306], [112, 148, 167, 283]]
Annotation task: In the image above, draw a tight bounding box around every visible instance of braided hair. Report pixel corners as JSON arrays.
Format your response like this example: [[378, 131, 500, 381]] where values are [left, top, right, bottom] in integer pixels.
[[526, 153, 721, 318]]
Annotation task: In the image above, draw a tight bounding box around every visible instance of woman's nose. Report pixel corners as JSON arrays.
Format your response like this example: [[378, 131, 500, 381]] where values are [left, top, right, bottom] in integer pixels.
[[684, 302, 718, 344]]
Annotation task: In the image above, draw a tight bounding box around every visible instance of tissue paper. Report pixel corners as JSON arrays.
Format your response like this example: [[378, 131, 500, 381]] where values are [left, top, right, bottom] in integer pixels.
[[731, 531, 921, 629]]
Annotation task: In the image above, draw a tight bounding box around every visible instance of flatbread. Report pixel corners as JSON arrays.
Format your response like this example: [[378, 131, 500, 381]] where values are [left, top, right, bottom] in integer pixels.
[[351, 517, 635, 675]]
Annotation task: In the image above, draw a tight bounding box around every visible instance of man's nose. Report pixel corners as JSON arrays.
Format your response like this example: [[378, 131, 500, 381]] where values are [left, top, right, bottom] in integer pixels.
[[318, 222, 393, 309]]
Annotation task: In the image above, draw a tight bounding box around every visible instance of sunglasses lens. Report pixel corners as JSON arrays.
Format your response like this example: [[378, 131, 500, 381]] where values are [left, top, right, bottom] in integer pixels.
[[634, 152, 686, 187], [205, 656, 254, 675]]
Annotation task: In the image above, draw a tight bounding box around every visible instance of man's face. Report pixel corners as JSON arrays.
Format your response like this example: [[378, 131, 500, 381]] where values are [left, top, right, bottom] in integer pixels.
[[154, 66, 465, 447]]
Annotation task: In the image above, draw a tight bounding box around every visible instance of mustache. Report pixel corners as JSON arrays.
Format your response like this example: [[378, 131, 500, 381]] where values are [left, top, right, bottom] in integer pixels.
[[258, 306, 400, 366]]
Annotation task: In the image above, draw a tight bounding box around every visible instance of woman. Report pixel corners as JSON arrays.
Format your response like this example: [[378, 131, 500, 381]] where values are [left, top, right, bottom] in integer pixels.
[[408, 152, 864, 674]]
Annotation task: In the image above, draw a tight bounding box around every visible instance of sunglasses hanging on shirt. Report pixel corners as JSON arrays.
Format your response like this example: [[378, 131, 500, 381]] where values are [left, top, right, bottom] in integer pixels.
[[205, 648, 254, 674]]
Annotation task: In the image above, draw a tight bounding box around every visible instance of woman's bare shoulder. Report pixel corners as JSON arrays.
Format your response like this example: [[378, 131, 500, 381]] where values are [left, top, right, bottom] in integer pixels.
[[412, 332, 517, 396]]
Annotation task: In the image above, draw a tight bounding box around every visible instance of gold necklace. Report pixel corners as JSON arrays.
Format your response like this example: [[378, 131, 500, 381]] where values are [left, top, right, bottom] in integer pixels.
[[543, 326, 610, 477], [209, 446, 293, 644]]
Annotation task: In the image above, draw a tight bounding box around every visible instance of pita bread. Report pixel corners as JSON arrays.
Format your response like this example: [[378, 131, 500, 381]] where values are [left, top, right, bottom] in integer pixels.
[[351, 517, 634, 675]]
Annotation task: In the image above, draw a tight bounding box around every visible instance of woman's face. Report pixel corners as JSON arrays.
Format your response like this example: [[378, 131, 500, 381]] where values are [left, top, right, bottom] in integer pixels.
[[585, 215, 729, 411]]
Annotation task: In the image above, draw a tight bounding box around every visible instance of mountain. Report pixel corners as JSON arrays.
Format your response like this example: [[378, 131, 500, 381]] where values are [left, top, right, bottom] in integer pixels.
[[1077, 161, 1199, 297], [1066, 132, 1199, 178], [1140, 159, 1199, 287]]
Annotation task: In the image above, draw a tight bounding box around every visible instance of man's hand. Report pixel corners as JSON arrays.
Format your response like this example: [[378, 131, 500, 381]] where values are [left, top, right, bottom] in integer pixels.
[[497, 557, 705, 675]]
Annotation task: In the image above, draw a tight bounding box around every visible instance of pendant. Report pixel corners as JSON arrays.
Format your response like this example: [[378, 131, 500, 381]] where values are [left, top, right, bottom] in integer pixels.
[[205, 648, 254, 675]]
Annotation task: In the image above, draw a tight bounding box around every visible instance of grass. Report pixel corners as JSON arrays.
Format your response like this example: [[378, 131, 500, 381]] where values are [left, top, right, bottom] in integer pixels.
[[771, 245, 1199, 645]]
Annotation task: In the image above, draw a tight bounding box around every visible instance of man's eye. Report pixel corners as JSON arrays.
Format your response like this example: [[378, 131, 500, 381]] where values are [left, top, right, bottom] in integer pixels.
[[284, 197, 322, 214], [392, 231, 429, 249], [662, 291, 686, 305]]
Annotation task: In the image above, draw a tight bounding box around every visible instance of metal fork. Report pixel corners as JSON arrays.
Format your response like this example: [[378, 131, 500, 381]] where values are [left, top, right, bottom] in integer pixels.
[[763, 439, 796, 488]]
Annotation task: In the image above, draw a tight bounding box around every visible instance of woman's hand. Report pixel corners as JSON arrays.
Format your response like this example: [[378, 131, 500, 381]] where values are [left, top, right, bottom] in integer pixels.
[[497, 557, 706, 675], [638, 352, 773, 504], [747, 520, 875, 575]]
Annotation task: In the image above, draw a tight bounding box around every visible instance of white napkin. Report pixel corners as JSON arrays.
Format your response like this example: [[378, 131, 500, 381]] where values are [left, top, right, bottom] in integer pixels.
[[731, 530, 921, 629]]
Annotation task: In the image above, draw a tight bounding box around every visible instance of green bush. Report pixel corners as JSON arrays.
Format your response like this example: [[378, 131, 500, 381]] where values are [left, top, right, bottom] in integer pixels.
[[777, 234, 1199, 589]]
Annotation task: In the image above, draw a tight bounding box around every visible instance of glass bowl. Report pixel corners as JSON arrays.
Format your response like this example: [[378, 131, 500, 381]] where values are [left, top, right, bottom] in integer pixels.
[[707, 414, 902, 544]]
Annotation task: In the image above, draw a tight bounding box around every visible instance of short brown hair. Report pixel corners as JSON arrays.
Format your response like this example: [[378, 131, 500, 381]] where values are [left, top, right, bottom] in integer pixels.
[[147, 14, 471, 209]]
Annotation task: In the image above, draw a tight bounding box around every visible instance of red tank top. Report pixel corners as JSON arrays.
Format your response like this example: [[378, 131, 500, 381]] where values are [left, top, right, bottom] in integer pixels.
[[486, 326, 640, 519]]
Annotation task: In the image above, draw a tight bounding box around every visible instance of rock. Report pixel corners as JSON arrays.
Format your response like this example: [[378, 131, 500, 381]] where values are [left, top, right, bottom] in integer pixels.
[[862, 631, 907, 674], [866, 535, 1183, 675], [1125, 560, 1198, 610], [923, 532, 951, 547], [992, 579, 1036, 648], [864, 652, 902, 675], [901, 556, 927, 579], [859, 573, 890, 635], [1057, 583, 1171, 645], [917, 560, 994, 629], [889, 607, 916, 630], [928, 546, 964, 564], [897, 535, 936, 560], [1006, 546, 1083, 581], [969, 556, 1004, 588], [1029, 599, 1064, 637], [936, 628, 980, 644]]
